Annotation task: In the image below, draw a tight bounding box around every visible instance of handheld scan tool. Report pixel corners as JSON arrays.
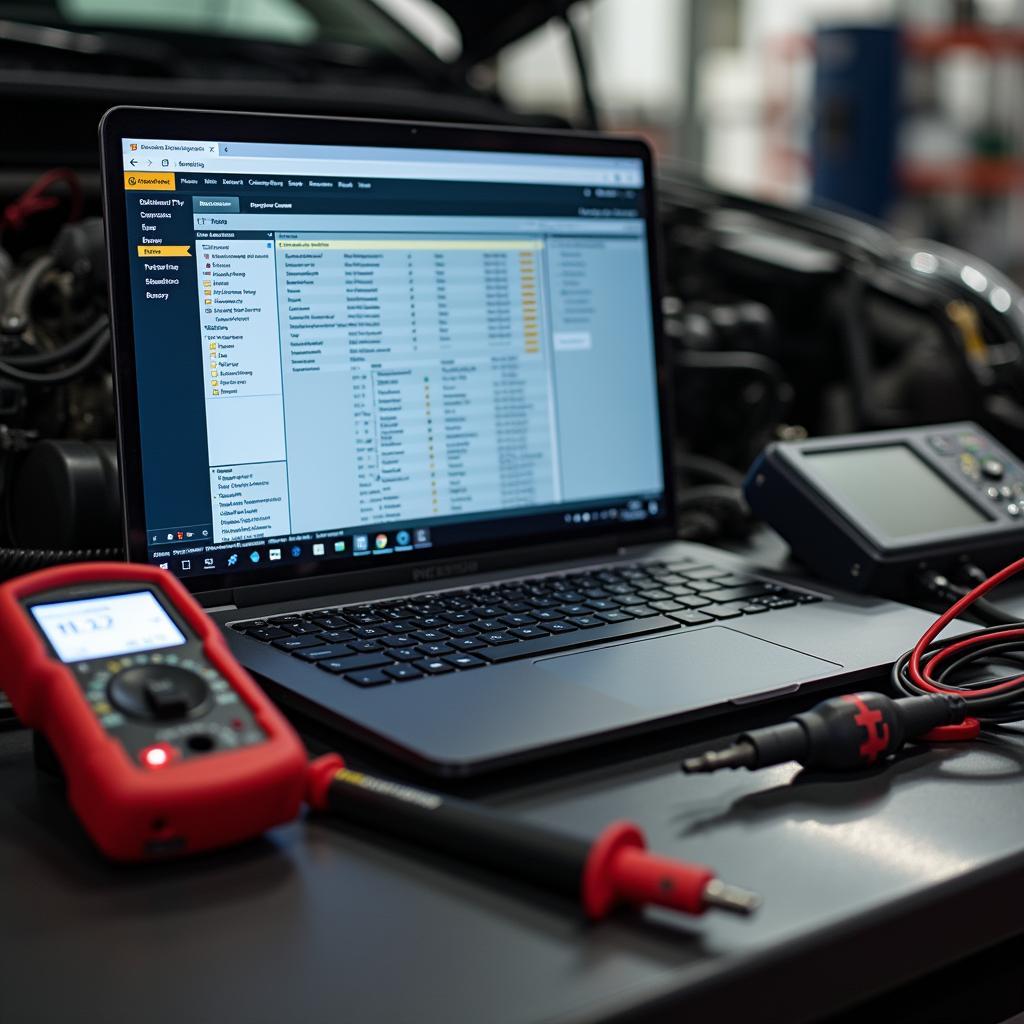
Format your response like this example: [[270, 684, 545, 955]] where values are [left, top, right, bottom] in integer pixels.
[[745, 421, 1024, 597]]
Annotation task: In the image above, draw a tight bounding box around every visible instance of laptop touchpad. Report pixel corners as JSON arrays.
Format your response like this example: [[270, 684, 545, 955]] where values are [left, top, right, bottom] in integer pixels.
[[535, 626, 842, 712]]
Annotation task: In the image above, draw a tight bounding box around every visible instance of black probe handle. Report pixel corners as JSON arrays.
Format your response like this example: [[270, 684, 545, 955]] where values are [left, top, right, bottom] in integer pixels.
[[308, 755, 762, 919], [682, 692, 970, 774], [318, 764, 590, 899]]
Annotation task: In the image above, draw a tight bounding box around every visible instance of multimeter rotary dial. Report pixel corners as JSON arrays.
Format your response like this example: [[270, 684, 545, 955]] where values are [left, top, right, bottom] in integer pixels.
[[107, 661, 211, 721]]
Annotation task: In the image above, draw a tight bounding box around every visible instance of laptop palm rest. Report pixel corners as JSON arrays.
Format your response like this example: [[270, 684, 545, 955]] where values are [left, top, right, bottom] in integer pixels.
[[535, 626, 843, 713]]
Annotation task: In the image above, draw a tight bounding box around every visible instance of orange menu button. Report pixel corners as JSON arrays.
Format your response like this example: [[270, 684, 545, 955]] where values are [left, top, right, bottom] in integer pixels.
[[137, 245, 192, 257], [124, 171, 175, 190]]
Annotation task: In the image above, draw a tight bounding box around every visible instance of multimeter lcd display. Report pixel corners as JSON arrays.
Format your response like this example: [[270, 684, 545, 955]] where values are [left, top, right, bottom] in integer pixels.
[[30, 591, 187, 663], [805, 445, 990, 540]]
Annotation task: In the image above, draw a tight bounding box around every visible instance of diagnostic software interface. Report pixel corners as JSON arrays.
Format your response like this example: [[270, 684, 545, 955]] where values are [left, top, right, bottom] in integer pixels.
[[120, 137, 665, 580]]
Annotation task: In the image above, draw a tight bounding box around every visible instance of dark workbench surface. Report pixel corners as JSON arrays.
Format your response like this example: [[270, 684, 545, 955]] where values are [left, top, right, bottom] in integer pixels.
[[3, 536, 1024, 1024]]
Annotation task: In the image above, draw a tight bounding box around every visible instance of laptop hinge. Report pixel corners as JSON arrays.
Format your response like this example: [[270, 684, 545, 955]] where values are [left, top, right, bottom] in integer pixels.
[[220, 533, 669, 610], [193, 587, 238, 612]]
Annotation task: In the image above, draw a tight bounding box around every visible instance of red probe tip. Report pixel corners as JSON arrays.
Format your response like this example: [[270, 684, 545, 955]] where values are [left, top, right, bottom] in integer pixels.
[[581, 822, 761, 919], [305, 752, 346, 810]]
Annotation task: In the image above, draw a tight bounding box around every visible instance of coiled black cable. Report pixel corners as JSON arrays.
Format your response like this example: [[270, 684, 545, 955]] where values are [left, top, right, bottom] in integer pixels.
[[917, 568, 1019, 627], [0, 328, 110, 384], [892, 555, 1024, 725], [892, 627, 1024, 724], [0, 546, 123, 582], [1, 315, 108, 368]]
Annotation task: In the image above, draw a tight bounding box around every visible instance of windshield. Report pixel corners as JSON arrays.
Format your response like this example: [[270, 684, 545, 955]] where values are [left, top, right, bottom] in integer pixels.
[[0, 0, 456, 62]]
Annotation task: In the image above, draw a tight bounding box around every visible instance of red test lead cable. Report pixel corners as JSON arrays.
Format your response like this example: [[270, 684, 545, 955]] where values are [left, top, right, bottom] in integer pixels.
[[306, 754, 760, 919], [683, 555, 1024, 775], [902, 553, 1024, 710]]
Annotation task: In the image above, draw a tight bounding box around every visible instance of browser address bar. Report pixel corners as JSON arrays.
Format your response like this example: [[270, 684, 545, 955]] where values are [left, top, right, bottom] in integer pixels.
[[219, 155, 636, 185], [123, 153, 641, 186]]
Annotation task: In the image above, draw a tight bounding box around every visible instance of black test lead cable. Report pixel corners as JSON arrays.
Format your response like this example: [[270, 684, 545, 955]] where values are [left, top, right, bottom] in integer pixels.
[[683, 555, 1024, 775], [306, 755, 761, 918]]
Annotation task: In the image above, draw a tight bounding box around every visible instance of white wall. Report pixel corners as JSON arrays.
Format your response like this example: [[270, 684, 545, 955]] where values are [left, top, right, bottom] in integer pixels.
[[497, 0, 685, 126]]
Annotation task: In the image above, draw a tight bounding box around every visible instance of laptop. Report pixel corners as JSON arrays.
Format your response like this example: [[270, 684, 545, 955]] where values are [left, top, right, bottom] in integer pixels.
[[100, 106, 940, 775]]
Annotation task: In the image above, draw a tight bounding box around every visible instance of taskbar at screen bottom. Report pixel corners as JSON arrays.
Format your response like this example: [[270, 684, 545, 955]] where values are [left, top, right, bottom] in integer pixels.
[[145, 495, 666, 581]]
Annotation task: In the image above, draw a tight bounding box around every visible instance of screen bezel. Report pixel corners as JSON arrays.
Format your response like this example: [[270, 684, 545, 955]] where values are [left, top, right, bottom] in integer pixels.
[[100, 106, 677, 597]]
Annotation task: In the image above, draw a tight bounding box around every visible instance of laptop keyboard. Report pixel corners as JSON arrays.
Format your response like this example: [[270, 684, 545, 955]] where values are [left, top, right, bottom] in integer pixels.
[[228, 558, 821, 689]]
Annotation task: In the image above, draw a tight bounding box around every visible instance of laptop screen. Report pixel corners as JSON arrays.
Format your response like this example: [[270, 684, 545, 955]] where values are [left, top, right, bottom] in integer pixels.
[[114, 130, 667, 584]]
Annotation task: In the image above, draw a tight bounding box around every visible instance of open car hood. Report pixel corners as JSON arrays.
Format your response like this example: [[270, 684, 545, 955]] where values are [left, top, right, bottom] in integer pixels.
[[431, 0, 577, 66]]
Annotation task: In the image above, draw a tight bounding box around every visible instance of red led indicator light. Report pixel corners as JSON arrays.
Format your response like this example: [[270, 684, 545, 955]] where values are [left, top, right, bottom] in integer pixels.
[[139, 743, 176, 768]]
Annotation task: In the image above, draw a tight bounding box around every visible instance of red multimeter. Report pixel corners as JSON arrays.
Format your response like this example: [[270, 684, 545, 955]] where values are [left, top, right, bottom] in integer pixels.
[[0, 562, 308, 861], [0, 562, 763, 918]]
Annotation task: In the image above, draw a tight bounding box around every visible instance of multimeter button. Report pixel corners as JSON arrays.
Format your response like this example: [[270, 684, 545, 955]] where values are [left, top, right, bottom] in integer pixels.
[[109, 666, 209, 721], [999, 485, 1013, 499], [1007, 503, 1021, 517], [144, 678, 192, 718], [986, 486, 1002, 500], [982, 458, 1005, 479]]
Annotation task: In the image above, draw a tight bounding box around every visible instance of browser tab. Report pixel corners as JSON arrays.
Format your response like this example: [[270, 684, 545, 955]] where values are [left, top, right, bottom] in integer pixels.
[[192, 196, 240, 213]]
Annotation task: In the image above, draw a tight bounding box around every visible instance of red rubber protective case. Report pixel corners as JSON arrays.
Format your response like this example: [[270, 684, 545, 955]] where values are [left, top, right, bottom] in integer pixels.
[[0, 562, 308, 861]]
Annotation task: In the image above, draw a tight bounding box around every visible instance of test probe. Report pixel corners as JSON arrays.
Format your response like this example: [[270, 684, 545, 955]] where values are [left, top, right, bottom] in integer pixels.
[[684, 552, 1024, 775], [0, 562, 759, 921], [306, 753, 759, 918]]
